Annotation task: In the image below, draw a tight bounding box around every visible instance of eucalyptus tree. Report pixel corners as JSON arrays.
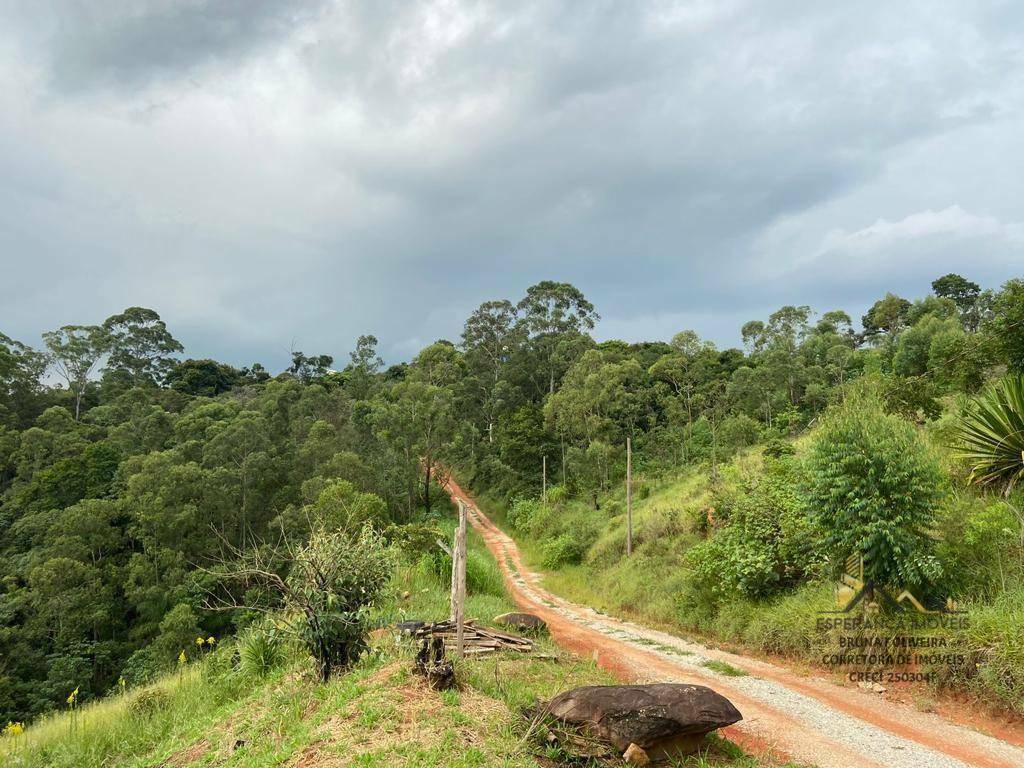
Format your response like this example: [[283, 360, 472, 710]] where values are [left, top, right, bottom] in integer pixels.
[[102, 307, 183, 386], [41, 324, 111, 420], [461, 299, 522, 442], [515, 281, 599, 396]]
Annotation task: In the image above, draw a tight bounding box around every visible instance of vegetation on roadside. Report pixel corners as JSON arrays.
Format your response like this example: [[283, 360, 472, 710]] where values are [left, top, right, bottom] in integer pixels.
[[1, 528, 786, 768]]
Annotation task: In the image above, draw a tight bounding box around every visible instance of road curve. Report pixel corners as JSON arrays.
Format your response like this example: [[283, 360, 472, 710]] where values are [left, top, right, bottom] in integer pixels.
[[443, 476, 1024, 768]]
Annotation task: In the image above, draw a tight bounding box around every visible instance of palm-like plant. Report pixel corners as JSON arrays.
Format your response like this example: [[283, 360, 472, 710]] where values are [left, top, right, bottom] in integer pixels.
[[956, 376, 1024, 494]]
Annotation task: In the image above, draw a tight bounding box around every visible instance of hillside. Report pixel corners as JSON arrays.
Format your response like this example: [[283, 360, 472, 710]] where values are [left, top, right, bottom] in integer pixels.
[[0, 527, 786, 768], [471, 405, 1024, 716]]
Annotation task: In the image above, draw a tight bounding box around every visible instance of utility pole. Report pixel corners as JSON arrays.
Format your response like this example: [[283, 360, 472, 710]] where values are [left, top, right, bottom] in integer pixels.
[[450, 499, 467, 658], [542, 455, 547, 501], [626, 436, 633, 556]]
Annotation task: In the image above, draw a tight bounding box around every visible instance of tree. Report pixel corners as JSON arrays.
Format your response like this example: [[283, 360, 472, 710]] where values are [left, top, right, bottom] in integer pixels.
[[932, 273, 982, 331], [0, 332, 46, 427], [166, 359, 243, 396], [805, 396, 944, 592], [461, 300, 522, 442], [288, 351, 334, 383], [516, 281, 599, 395], [345, 335, 383, 400], [42, 325, 110, 420], [862, 293, 912, 341], [102, 307, 183, 386], [985, 278, 1024, 373]]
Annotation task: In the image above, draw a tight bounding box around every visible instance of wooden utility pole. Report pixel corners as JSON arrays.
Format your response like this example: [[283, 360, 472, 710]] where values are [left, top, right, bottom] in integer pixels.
[[542, 455, 547, 501], [450, 499, 468, 658], [626, 437, 633, 556]]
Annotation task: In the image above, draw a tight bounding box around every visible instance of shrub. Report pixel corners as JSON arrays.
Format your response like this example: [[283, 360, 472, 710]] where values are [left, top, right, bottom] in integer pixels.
[[238, 625, 285, 679], [541, 533, 586, 568], [955, 376, 1024, 494], [287, 525, 394, 681], [507, 497, 543, 533], [805, 396, 945, 592]]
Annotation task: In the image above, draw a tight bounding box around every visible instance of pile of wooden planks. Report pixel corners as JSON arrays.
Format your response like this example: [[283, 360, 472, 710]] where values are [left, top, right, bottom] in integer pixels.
[[412, 619, 534, 655]]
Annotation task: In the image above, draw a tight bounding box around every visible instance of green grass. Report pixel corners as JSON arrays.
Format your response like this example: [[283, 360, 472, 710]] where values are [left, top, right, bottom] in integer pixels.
[[700, 660, 748, 677], [1, 520, 788, 768], [470, 435, 1024, 715]]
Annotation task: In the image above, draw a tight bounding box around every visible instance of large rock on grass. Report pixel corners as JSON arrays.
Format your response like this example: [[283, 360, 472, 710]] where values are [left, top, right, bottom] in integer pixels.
[[542, 683, 741, 761], [493, 612, 546, 633]]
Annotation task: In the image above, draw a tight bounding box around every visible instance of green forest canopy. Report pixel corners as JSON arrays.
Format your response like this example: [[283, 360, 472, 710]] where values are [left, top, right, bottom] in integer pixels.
[[1, 274, 1022, 723]]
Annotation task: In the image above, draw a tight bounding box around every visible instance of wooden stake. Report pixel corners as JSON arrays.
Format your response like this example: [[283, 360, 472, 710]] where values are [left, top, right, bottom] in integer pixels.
[[450, 499, 468, 659], [542, 455, 547, 501], [626, 436, 633, 556]]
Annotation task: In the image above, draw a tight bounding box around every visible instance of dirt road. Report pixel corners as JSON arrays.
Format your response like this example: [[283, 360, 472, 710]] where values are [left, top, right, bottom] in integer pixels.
[[443, 477, 1024, 768]]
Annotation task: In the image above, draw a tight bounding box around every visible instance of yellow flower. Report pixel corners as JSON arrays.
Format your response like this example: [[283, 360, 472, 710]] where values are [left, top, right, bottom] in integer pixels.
[[206, 636, 216, 646], [178, 650, 187, 666], [66, 687, 79, 705], [118, 676, 126, 691], [3, 721, 24, 737], [195, 636, 205, 647]]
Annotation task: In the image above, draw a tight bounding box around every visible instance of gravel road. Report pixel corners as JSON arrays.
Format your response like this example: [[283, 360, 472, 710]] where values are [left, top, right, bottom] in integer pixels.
[[443, 477, 1024, 768]]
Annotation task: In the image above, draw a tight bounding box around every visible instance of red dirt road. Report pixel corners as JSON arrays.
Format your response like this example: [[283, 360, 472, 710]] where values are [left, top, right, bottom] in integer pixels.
[[443, 476, 1024, 768]]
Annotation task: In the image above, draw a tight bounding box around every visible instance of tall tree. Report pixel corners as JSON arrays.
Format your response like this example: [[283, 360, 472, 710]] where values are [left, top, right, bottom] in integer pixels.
[[0, 332, 47, 427], [932, 273, 982, 331], [42, 325, 110, 420], [986, 279, 1024, 373], [102, 307, 183, 386], [461, 300, 522, 442], [861, 293, 912, 342], [516, 281, 599, 395]]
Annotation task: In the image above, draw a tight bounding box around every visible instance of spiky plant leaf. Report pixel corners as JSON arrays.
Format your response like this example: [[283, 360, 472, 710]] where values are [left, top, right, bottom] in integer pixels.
[[956, 376, 1024, 493]]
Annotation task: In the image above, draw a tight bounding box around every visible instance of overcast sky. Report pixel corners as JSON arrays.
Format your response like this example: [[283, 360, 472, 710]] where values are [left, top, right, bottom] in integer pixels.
[[2, 1, 1023, 368]]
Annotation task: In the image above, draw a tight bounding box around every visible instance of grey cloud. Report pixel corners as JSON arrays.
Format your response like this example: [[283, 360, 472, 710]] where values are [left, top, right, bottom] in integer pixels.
[[1, 1, 1023, 368]]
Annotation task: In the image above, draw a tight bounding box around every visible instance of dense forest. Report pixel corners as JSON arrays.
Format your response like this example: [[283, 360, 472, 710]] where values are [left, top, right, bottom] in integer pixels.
[[2, 275, 1023, 724]]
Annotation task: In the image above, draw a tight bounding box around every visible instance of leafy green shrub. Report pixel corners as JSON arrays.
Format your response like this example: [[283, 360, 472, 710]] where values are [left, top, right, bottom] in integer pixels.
[[545, 484, 570, 504], [719, 414, 761, 454], [541, 533, 586, 568], [238, 625, 285, 679], [507, 497, 543, 533], [936, 496, 1024, 600], [805, 396, 945, 591]]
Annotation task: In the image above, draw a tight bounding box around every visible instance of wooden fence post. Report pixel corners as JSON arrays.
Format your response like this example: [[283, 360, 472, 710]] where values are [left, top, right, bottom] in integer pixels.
[[450, 499, 468, 658], [626, 436, 633, 556]]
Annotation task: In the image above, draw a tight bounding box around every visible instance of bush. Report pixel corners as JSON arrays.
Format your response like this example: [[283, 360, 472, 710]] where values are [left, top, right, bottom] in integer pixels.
[[955, 376, 1024, 493], [541, 533, 587, 568], [507, 497, 543, 533], [238, 625, 285, 679], [804, 396, 945, 592], [286, 525, 393, 681]]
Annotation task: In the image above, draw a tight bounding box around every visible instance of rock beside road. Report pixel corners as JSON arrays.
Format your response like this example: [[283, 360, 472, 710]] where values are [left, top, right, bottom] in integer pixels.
[[493, 612, 546, 633], [542, 683, 742, 761]]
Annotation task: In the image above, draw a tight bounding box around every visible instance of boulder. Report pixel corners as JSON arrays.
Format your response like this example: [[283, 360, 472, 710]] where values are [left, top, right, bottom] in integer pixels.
[[493, 612, 546, 633], [542, 683, 741, 761]]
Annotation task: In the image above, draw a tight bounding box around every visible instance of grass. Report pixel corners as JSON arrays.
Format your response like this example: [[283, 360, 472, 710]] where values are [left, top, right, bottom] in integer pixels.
[[700, 660, 748, 678], [469, 436, 1024, 715], [1, 522, 788, 767]]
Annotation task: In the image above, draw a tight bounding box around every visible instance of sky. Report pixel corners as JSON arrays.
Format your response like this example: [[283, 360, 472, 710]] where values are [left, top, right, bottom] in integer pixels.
[[2, 1, 1023, 369]]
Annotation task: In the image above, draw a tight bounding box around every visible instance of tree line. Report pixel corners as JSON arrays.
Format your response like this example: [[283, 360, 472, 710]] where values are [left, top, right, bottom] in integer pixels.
[[1, 274, 1022, 722]]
